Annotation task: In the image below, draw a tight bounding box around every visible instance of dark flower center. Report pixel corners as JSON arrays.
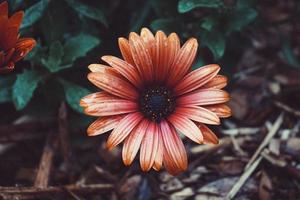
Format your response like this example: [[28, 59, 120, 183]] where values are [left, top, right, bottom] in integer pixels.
[[139, 85, 176, 123]]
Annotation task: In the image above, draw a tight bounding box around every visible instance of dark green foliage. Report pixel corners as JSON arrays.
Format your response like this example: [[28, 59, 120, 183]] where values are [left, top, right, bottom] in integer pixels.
[[201, 30, 225, 60], [8, 0, 22, 10], [65, 0, 107, 27], [150, 18, 180, 35], [178, 0, 224, 13], [226, 0, 257, 33], [62, 33, 100, 64], [41, 41, 64, 72], [0, 76, 14, 103], [21, 0, 50, 29], [130, 0, 152, 32], [59, 79, 91, 113], [149, 0, 258, 60], [12, 69, 44, 110], [281, 37, 300, 69], [1, 0, 260, 123], [3, 0, 104, 115]]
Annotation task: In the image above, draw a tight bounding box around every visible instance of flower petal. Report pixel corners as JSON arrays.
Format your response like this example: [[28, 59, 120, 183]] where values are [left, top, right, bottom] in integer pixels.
[[153, 31, 168, 82], [175, 64, 220, 95], [102, 55, 142, 87], [107, 112, 143, 150], [118, 37, 135, 65], [161, 32, 180, 82], [15, 38, 36, 49], [0, 26, 18, 50], [163, 149, 182, 175], [203, 104, 231, 118], [87, 64, 121, 78], [177, 89, 230, 106], [88, 72, 138, 100], [80, 92, 138, 117], [196, 123, 219, 144], [153, 128, 164, 171], [122, 119, 150, 166], [201, 75, 228, 89], [167, 38, 198, 86], [3, 48, 14, 63], [12, 38, 36, 62], [167, 33, 180, 65], [175, 106, 220, 125], [0, 51, 4, 65], [0, 61, 14, 73], [129, 32, 154, 83], [87, 115, 124, 136], [0, 1, 8, 19], [160, 120, 188, 174], [140, 122, 159, 171], [9, 11, 24, 28], [80, 92, 114, 107], [168, 114, 203, 144], [140, 27, 155, 57]]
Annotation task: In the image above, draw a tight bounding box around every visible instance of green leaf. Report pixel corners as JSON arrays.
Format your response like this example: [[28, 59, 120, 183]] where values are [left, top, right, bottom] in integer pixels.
[[0, 76, 15, 103], [281, 37, 300, 69], [227, 7, 257, 33], [130, 0, 152, 32], [41, 1, 69, 43], [226, 0, 257, 33], [178, 0, 223, 13], [65, 0, 107, 27], [192, 57, 206, 70], [21, 0, 49, 29], [25, 41, 48, 67], [151, 0, 178, 16], [12, 70, 44, 110], [8, 0, 23, 10], [41, 41, 64, 73], [150, 18, 180, 35], [59, 79, 91, 113], [62, 33, 100, 64], [201, 30, 225, 60], [236, 0, 255, 9], [200, 16, 218, 32], [25, 40, 43, 60], [0, 88, 11, 103]]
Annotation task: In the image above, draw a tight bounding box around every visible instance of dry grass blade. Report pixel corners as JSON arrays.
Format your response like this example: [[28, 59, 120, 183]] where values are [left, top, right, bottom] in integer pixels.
[[274, 101, 300, 117], [226, 156, 263, 200], [190, 137, 232, 154], [222, 127, 261, 136], [58, 102, 72, 173], [0, 184, 114, 197], [34, 132, 58, 188], [245, 113, 284, 170]]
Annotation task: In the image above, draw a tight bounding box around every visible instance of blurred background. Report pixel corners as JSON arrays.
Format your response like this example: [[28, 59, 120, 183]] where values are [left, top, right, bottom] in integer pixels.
[[0, 0, 300, 199]]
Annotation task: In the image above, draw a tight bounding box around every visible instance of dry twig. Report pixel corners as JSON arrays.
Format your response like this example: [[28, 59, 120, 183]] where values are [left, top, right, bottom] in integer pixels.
[[274, 101, 300, 117], [226, 156, 263, 200], [222, 127, 260, 136], [245, 113, 284, 170], [0, 121, 54, 143], [58, 102, 72, 171], [34, 132, 58, 188], [0, 184, 114, 198], [190, 137, 232, 154]]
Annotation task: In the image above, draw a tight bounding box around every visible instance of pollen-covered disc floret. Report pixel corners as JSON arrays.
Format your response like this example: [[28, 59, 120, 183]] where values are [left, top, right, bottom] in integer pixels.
[[139, 86, 176, 123], [80, 28, 231, 175]]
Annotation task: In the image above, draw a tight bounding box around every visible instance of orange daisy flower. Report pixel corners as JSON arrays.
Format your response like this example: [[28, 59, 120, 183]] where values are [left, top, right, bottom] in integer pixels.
[[0, 1, 36, 74], [80, 28, 231, 175]]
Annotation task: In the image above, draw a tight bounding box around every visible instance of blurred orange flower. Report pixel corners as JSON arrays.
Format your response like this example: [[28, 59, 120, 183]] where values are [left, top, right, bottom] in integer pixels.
[[0, 1, 36, 74], [80, 28, 231, 175]]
